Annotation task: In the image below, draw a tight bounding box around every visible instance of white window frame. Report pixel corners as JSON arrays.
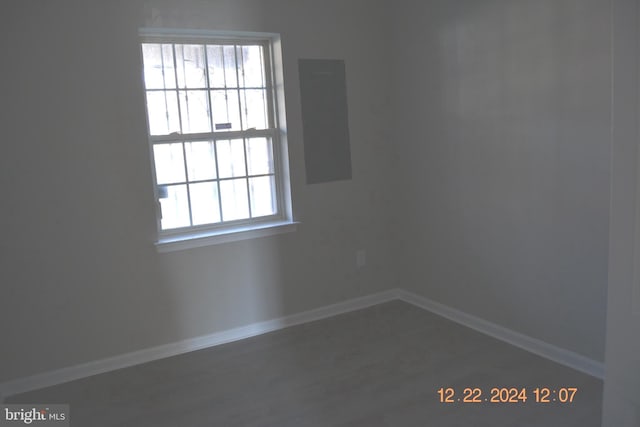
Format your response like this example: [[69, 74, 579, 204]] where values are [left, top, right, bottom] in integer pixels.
[[139, 29, 296, 252]]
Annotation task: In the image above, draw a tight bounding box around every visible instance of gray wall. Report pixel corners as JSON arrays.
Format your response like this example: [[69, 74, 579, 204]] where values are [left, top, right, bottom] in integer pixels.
[[391, 0, 611, 361], [0, 0, 397, 383], [603, 0, 640, 424]]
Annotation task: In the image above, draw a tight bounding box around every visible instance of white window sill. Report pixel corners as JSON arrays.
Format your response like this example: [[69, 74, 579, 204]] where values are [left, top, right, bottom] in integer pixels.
[[155, 221, 299, 253]]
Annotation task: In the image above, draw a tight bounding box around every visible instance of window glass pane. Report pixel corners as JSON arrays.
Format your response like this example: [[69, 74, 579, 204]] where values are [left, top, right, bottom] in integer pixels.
[[142, 44, 177, 90], [142, 44, 163, 89], [217, 139, 246, 178], [207, 45, 225, 88], [175, 44, 207, 89], [179, 90, 211, 133], [146, 91, 180, 135], [159, 184, 190, 229], [240, 89, 268, 129], [185, 141, 217, 181], [220, 179, 249, 221], [211, 90, 241, 131], [223, 45, 238, 88], [161, 44, 176, 89], [249, 176, 276, 217], [154, 143, 186, 184], [190, 182, 221, 225], [246, 138, 273, 176], [238, 45, 265, 88]]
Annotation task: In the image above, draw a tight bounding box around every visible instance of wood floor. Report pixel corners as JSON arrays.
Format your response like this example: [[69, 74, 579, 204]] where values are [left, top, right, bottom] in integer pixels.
[[7, 301, 603, 426]]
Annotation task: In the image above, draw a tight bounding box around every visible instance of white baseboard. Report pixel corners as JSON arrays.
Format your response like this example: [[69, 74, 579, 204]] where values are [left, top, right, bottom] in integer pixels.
[[396, 289, 605, 379], [0, 290, 399, 400], [1, 287, 604, 401]]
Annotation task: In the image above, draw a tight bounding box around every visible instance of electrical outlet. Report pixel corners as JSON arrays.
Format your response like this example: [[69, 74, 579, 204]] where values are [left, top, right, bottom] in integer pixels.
[[356, 250, 366, 268]]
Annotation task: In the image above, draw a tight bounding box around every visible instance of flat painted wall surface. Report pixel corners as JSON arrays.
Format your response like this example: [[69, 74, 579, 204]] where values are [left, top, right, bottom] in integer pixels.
[[391, 0, 610, 361], [603, 0, 640, 424], [0, 0, 396, 382]]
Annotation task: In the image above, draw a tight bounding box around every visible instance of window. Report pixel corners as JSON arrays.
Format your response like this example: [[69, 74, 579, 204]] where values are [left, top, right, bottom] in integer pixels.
[[140, 30, 294, 250]]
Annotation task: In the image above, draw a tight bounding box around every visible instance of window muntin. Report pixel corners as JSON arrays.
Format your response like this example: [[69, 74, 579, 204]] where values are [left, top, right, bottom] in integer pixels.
[[141, 37, 282, 234]]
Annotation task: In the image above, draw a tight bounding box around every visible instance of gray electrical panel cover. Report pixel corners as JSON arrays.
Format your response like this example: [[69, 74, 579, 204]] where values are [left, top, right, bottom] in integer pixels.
[[298, 59, 352, 184]]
